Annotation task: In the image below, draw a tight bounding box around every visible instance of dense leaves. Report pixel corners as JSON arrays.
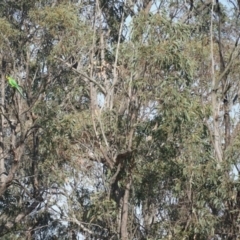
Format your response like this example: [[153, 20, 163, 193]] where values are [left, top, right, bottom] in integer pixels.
[[0, 0, 240, 239]]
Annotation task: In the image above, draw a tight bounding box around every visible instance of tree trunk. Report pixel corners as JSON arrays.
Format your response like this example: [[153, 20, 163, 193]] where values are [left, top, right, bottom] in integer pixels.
[[120, 176, 132, 240]]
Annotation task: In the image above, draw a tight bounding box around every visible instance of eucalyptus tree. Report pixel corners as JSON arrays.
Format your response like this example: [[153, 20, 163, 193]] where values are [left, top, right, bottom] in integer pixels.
[[1, 0, 240, 240]]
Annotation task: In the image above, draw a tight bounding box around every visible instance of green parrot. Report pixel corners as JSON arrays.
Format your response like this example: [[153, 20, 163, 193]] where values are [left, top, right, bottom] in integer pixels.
[[6, 76, 25, 98]]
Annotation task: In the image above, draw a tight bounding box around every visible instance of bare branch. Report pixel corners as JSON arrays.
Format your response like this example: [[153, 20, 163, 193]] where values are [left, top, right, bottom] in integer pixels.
[[56, 57, 106, 95]]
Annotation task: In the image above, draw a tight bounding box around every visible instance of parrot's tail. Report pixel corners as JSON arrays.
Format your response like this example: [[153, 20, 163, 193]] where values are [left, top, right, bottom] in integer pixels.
[[16, 86, 25, 98]]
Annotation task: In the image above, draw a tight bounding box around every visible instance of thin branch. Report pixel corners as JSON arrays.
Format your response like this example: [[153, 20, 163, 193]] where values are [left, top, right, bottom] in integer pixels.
[[56, 57, 106, 95], [215, 35, 240, 89], [106, 0, 127, 109], [112, 0, 126, 87]]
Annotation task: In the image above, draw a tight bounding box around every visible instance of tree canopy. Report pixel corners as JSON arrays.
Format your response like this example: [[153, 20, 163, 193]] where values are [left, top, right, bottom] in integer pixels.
[[0, 0, 240, 239]]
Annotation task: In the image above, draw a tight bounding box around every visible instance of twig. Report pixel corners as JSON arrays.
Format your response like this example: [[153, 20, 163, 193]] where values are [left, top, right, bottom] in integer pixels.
[[56, 57, 106, 95]]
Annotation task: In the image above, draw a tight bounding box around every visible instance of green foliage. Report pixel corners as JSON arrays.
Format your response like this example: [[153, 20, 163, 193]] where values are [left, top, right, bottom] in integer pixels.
[[1, 0, 240, 239]]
